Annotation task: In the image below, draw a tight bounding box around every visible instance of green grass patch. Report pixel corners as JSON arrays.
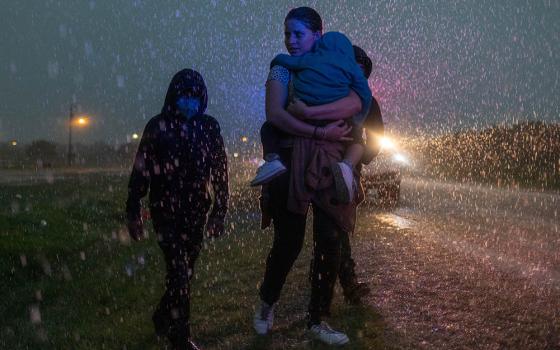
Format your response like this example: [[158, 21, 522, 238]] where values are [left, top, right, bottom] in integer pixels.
[[0, 173, 391, 349]]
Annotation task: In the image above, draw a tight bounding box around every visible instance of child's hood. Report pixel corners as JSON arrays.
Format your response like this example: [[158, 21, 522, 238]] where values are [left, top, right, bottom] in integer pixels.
[[161, 69, 208, 117], [315, 32, 354, 58]]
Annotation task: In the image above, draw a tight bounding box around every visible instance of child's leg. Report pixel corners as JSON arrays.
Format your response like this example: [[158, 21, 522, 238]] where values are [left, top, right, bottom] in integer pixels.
[[342, 143, 365, 169], [331, 143, 364, 204], [251, 122, 287, 186], [331, 121, 365, 203], [153, 220, 204, 344], [260, 121, 282, 161]]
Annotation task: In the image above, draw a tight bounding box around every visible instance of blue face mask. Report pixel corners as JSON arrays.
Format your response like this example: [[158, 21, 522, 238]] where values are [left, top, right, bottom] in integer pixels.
[[176, 96, 200, 118]]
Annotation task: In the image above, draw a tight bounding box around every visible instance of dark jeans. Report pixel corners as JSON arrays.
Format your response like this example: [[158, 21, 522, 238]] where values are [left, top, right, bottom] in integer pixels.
[[338, 230, 358, 291], [259, 148, 342, 323], [153, 217, 205, 340]]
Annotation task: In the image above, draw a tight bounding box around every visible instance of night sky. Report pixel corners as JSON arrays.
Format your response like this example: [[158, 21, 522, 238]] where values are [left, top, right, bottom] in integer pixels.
[[1, 1, 558, 144]]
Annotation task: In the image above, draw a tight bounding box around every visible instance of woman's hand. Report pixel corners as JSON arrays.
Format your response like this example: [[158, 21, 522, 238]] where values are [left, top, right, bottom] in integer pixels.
[[286, 98, 309, 120], [321, 120, 353, 142]]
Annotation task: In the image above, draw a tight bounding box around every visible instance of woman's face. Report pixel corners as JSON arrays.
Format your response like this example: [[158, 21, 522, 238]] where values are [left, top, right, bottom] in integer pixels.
[[284, 19, 321, 56]]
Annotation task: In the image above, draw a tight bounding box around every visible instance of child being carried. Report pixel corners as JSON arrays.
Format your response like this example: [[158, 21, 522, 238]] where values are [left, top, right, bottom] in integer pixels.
[[251, 31, 372, 204]]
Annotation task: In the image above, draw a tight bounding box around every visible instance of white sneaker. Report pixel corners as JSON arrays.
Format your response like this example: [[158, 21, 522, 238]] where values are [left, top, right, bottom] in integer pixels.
[[331, 162, 355, 204], [253, 301, 274, 335], [250, 160, 287, 187], [308, 322, 349, 346]]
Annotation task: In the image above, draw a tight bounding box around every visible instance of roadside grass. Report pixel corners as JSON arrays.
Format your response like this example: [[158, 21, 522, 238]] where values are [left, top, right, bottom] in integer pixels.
[[0, 173, 391, 349]]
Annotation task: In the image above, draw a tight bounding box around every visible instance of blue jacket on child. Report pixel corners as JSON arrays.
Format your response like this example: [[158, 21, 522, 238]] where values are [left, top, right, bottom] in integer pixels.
[[271, 31, 372, 125]]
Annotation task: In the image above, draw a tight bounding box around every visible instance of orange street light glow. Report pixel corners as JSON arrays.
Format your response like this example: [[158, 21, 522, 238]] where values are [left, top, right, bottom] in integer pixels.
[[241, 136, 248, 143], [73, 116, 90, 126], [11, 140, 17, 146]]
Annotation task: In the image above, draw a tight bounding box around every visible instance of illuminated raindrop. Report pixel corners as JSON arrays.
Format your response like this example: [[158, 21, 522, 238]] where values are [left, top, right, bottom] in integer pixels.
[[29, 305, 41, 324]]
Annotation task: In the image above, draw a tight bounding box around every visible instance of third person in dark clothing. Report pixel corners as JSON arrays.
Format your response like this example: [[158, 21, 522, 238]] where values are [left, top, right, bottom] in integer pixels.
[[338, 45, 384, 304], [289, 45, 384, 303], [126, 69, 228, 350]]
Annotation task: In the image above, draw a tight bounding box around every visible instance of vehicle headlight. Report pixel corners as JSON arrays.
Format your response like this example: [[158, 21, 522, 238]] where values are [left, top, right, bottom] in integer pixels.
[[379, 137, 396, 151], [392, 153, 409, 165]]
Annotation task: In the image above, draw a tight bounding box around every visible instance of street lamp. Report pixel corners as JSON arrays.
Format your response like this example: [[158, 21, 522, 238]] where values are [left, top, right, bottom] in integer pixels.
[[75, 117, 89, 126], [68, 104, 89, 166]]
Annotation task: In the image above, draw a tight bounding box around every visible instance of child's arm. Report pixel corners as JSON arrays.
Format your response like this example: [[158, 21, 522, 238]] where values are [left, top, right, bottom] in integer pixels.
[[286, 89, 361, 121], [125, 122, 155, 241]]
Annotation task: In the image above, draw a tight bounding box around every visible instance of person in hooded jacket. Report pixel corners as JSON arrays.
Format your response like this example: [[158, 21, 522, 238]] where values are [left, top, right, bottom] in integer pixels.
[[126, 69, 228, 350], [337, 45, 383, 303]]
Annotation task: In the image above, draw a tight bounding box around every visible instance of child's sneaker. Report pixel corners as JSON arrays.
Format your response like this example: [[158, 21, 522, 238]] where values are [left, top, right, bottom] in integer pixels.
[[250, 160, 286, 187], [331, 161, 355, 204], [308, 321, 349, 346]]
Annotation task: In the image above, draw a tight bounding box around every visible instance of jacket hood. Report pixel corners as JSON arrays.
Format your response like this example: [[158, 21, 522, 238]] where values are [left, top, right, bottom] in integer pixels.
[[162, 69, 208, 117]]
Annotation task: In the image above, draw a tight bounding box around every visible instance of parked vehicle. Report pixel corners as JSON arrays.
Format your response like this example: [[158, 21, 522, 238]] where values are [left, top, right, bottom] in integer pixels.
[[361, 136, 410, 207]]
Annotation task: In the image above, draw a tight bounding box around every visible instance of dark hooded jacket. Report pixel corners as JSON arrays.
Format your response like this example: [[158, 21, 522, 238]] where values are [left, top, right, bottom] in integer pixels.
[[126, 69, 228, 225], [360, 95, 384, 165]]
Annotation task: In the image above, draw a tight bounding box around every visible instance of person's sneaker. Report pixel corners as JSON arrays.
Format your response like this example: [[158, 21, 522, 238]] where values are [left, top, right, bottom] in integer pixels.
[[343, 281, 371, 304], [331, 162, 355, 204], [308, 322, 349, 346], [250, 160, 287, 187], [253, 301, 275, 335]]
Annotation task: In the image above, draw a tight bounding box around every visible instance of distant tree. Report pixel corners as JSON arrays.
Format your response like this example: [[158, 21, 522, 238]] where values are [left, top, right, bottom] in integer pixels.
[[26, 140, 58, 166]]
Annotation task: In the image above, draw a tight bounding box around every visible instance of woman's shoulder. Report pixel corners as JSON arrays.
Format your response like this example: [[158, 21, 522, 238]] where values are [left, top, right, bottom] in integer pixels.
[[267, 65, 290, 86]]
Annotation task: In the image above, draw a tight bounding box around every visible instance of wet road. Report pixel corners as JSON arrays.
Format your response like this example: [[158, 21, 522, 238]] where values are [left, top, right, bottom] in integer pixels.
[[354, 178, 560, 349]]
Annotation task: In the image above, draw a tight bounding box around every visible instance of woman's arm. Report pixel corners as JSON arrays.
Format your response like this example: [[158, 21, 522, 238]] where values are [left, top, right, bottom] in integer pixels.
[[266, 79, 353, 141], [287, 89, 362, 121], [265, 80, 316, 137]]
